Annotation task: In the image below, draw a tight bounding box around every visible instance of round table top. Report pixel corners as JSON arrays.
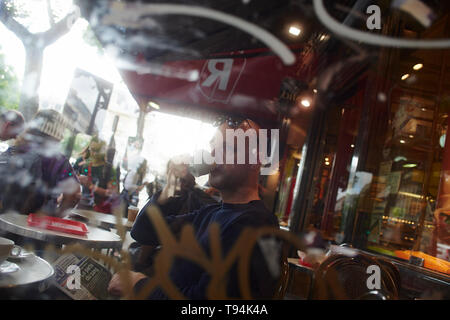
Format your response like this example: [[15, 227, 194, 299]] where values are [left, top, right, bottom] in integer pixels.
[[0, 213, 122, 250], [0, 254, 54, 289], [67, 209, 133, 231]]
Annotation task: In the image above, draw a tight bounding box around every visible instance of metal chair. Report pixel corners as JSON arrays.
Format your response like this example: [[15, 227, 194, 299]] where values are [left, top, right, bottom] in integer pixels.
[[310, 252, 400, 300], [273, 259, 290, 299]]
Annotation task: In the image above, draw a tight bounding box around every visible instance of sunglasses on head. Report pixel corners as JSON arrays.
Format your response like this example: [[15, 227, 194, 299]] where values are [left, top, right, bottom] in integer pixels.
[[213, 115, 253, 129]]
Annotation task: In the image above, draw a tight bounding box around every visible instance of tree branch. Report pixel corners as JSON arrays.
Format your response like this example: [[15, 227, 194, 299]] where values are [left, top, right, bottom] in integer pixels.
[[46, 0, 55, 27], [0, 0, 31, 42], [42, 10, 78, 46]]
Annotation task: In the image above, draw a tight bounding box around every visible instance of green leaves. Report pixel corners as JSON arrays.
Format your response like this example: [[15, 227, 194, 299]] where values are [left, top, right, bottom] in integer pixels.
[[0, 47, 20, 110]]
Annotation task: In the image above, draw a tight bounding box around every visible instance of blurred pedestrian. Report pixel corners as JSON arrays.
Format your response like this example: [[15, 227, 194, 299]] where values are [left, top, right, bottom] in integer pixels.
[[73, 136, 119, 214], [0, 109, 80, 216], [120, 158, 149, 217]]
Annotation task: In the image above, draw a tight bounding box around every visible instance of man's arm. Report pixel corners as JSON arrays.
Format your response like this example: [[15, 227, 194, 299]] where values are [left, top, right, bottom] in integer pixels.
[[133, 271, 211, 300], [108, 194, 205, 298], [56, 180, 81, 215], [130, 192, 201, 246]]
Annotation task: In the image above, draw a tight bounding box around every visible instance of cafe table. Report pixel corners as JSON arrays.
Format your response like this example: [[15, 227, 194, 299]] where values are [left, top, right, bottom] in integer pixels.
[[0, 253, 54, 297], [0, 212, 122, 251], [66, 209, 133, 231]]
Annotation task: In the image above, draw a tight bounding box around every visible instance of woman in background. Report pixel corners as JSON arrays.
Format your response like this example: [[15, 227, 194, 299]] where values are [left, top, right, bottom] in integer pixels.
[[73, 137, 119, 214]]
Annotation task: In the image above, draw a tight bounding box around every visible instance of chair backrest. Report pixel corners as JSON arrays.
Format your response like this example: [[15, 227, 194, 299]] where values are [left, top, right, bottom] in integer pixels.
[[311, 253, 400, 300], [272, 240, 293, 300], [273, 259, 290, 299]]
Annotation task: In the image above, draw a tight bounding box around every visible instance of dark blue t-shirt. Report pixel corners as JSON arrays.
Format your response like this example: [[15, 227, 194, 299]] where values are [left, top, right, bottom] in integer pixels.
[[131, 198, 281, 299]]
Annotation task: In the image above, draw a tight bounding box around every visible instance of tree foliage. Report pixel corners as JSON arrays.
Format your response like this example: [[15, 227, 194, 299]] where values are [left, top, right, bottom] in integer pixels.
[[0, 47, 20, 110], [83, 24, 104, 55], [0, 0, 79, 120]]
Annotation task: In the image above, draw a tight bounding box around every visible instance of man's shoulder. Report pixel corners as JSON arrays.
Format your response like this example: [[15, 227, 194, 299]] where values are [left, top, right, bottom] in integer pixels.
[[244, 203, 279, 227], [192, 202, 221, 219], [244, 200, 276, 216], [223, 201, 279, 229], [199, 201, 221, 211]]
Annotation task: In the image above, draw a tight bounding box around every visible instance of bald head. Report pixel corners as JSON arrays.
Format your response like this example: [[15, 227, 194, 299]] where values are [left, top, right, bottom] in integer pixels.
[[0, 110, 25, 141], [208, 117, 263, 194]]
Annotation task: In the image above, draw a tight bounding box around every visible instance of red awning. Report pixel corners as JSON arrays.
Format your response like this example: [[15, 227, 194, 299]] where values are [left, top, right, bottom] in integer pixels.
[[120, 47, 317, 124]]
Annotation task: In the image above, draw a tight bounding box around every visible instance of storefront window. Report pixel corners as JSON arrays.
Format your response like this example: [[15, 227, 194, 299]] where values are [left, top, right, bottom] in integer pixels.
[[360, 51, 450, 269], [301, 8, 450, 275]]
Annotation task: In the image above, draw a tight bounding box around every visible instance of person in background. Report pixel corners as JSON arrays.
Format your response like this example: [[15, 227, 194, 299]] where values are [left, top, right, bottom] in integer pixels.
[[120, 158, 149, 217], [0, 110, 25, 142], [145, 178, 163, 200], [73, 136, 119, 214], [0, 109, 80, 216], [141, 160, 218, 216], [108, 116, 281, 299]]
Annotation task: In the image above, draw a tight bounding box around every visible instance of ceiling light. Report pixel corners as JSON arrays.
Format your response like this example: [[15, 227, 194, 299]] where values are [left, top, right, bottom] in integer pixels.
[[403, 163, 418, 168], [289, 26, 301, 36], [413, 63, 423, 71], [401, 74, 410, 81], [301, 99, 311, 108], [148, 101, 160, 110], [313, 89, 318, 93], [409, 135, 414, 138], [351, 144, 355, 148], [400, 139, 406, 144]]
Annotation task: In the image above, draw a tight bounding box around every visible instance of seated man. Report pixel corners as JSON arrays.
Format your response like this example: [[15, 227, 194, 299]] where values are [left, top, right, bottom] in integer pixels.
[[128, 160, 217, 274], [0, 109, 80, 216], [108, 117, 281, 299]]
